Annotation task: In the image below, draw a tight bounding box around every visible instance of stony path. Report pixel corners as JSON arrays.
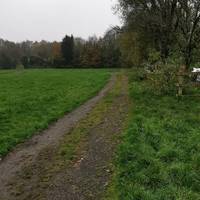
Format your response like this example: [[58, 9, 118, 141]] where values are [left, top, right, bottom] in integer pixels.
[[0, 73, 130, 200]]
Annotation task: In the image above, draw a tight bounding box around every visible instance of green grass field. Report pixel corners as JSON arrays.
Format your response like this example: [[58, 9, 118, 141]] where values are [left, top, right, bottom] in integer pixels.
[[114, 73, 200, 199], [0, 69, 110, 156]]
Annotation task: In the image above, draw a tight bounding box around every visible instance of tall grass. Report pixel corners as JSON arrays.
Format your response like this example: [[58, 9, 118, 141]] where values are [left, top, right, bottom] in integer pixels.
[[115, 72, 200, 199]]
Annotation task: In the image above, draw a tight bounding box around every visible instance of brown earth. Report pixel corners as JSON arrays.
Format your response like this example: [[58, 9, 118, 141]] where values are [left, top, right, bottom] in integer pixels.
[[0, 73, 130, 200]]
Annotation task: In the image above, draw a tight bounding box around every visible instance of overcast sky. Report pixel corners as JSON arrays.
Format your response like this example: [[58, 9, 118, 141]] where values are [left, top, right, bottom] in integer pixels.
[[0, 0, 120, 42]]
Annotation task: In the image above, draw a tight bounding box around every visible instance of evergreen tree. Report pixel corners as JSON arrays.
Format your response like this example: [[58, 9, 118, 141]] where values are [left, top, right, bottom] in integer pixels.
[[61, 35, 74, 65]]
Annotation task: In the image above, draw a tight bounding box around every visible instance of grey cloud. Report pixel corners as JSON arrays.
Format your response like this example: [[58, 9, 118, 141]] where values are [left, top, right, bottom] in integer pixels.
[[0, 0, 120, 42]]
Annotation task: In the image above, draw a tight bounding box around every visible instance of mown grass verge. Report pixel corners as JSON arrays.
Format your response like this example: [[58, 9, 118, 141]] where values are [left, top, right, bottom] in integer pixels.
[[0, 69, 111, 156], [112, 71, 200, 199]]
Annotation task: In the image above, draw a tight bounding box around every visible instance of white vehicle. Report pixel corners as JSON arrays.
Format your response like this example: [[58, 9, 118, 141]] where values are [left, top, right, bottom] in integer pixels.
[[192, 68, 200, 73], [192, 68, 200, 82]]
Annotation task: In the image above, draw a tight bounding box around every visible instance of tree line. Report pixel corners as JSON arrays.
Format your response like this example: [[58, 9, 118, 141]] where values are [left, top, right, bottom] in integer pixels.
[[2, 1, 200, 70], [117, 0, 200, 70], [0, 28, 121, 69]]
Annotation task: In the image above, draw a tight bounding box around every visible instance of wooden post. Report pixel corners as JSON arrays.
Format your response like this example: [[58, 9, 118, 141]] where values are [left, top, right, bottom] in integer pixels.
[[176, 65, 186, 97]]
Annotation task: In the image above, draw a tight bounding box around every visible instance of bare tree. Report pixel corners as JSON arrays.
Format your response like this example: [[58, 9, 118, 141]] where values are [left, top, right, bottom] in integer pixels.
[[177, 0, 200, 69], [117, 0, 179, 60]]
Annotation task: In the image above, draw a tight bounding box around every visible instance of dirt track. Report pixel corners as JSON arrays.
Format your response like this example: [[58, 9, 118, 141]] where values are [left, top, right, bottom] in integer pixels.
[[0, 73, 129, 200]]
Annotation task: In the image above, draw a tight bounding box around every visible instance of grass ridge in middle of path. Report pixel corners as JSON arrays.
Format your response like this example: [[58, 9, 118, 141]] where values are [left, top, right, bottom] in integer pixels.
[[0, 69, 111, 156]]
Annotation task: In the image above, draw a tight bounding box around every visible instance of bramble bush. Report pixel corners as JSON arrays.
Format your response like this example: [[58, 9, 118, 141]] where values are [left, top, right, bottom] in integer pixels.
[[147, 64, 179, 95]]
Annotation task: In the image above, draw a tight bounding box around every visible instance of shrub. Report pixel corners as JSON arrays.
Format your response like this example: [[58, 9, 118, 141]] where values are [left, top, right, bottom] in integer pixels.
[[148, 64, 179, 95], [16, 63, 24, 70], [128, 68, 148, 83], [148, 49, 161, 65]]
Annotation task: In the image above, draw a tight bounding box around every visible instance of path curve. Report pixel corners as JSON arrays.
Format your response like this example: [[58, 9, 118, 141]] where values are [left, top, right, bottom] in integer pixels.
[[0, 74, 116, 199], [46, 74, 129, 200]]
